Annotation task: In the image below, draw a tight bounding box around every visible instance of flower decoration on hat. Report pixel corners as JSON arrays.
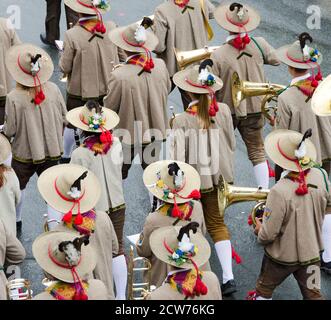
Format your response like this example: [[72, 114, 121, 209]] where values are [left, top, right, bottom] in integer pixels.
[[92, 0, 109, 10], [174, 0, 194, 14]]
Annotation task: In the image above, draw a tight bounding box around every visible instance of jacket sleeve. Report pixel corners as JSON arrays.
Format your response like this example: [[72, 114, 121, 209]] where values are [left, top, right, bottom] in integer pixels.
[[153, 8, 168, 54], [103, 73, 122, 113], [10, 28, 21, 46], [136, 217, 154, 258], [5, 223, 26, 265], [3, 95, 16, 138], [169, 120, 186, 162], [11, 171, 21, 207], [59, 32, 75, 74], [255, 37, 280, 66], [56, 85, 68, 126], [275, 94, 291, 130], [109, 218, 119, 256]]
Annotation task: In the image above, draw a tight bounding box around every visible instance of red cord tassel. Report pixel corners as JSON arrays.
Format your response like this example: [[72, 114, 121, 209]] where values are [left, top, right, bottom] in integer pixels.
[[232, 246, 242, 264], [267, 160, 275, 178], [74, 213, 83, 225], [62, 211, 73, 223]]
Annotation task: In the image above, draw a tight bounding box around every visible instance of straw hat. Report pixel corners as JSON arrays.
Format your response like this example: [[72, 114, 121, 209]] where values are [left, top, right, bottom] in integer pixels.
[[64, 0, 110, 15], [150, 225, 211, 269], [214, 3, 260, 33], [143, 160, 201, 204], [6, 43, 53, 87], [33, 231, 96, 283], [37, 164, 101, 215], [0, 134, 11, 165], [66, 101, 120, 132], [265, 129, 317, 172], [311, 75, 331, 117]]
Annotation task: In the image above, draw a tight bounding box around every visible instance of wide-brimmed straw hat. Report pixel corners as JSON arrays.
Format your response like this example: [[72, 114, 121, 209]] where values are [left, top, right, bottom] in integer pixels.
[[64, 0, 110, 15], [66, 101, 120, 132], [33, 231, 96, 283], [214, 3, 260, 33], [0, 134, 11, 165], [37, 164, 101, 215], [311, 75, 331, 117], [6, 43, 54, 87], [143, 160, 201, 204], [265, 129, 317, 172]]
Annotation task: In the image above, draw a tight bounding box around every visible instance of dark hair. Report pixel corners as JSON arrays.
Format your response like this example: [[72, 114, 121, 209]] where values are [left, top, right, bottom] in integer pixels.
[[299, 32, 313, 50], [289, 66, 308, 74]]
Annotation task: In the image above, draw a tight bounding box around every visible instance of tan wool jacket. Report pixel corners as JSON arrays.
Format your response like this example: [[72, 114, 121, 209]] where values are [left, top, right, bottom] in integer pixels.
[[258, 168, 331, 265], [0, 18, 21, 98], [211, 37, 280, 118], [55, 210, 119, 300], [59, 21, 126, 99], [3, 82, 67, 163], [147, 271, 222, 300], [136, 200, 207, 288], [70, 137, 125, 212], [276, 86, 331, 164], [170, 102, 236, 188], [0, 218, 26, 300], [103, 58, 172, 146], [153, 0, 215, 77]]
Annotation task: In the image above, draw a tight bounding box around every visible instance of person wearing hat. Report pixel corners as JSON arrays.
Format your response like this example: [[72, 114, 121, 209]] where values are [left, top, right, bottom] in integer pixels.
[[38, 164, 119, 300], [32, 231, 108, 300], [274, 32, 331, 180], [104, 18, 171, 180], [152, 0, 215, 109], [211, 2, 280, 191], [248, 129, 331, 300], [169, 59, 238, 295], [137, 161, 207, 288], [0, 18, 21, 125], [59, 0, 126, 163], [0, 134, 20, 236], [3, 43, 67, 233], [146, 223, 222, 300], [66, 100, 127, 299]]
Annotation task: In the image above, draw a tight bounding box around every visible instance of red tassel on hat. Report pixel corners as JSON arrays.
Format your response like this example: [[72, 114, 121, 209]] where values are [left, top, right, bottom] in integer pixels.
[[172, 201, 183, 219], [209, 107, 216, 117], [315, 72, 323, 81], [295, 184, 308, 196], [243, 34, 251, 44], [187, 189, 201, 200], [267, 160, 275, 178], [100, 130, 113, 144], [233, 36, 243, 50], [232, 246, 242, 264], [74, 212, 83, 225], [311, 79, 319, 88], [195, 276, 208, 296], [62, 211, 73, 223]]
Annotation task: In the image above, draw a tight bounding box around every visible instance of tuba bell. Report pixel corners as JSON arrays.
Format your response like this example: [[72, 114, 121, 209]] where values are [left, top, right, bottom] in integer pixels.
[[311, 74, 331, 117], [7, 279, 33, 300]]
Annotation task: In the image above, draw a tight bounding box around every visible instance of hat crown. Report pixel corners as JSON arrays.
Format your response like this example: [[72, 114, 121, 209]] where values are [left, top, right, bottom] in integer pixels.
[[50, 241, 70, 266], [226, 3, 249, 26], [80, 105, 105, 124], [159, 163, 185, 191], [17, 51, 45, 75], [122, 23, 143, 46], [287, 40, 305, 63], [56, 171, 87, 199]]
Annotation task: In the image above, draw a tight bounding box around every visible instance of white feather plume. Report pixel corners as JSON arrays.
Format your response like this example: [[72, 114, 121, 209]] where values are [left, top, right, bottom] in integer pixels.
[[134, 25, 147, 43], [198, 68, 209, 85], [295, 141, 307, 159], [178, 233, 194, 253], [67, 187, 82, 199], [302, 45, 311, 61]]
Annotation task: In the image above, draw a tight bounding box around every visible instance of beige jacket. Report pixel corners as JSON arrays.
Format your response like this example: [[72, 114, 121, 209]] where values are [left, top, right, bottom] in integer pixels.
[[147, 271, 222, 300], [153, 0, 215, 77], [136, 200, 207, 288], [170, 102, 236, 188], [0, 218, 26, 300], [211, 37, 280, 118], [258, 168, 331, 265], [54, 210, 119, 300], [59, 21, 126, 99], [0, 18, 21, 98], [33, 279, 108, 300], [276, 86, 331, 164], [0, 169, 20, 236], [3, 82, 67, 163], [104, 58, 172, 146], [70, 137, 125, 212]]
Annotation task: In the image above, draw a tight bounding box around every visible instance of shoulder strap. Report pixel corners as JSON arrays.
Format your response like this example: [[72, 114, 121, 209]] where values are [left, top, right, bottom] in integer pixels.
[[199, 0, 214, 41], [251, 37, 266, 63]]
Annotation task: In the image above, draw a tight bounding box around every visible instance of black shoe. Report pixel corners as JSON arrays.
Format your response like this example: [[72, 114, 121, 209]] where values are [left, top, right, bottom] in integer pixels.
[[40, 33, 56, 48], [59, 157, 71, 164], [321, 259, 331, 275], [221, 280, 237, 296], [16, 221, 22, 237]]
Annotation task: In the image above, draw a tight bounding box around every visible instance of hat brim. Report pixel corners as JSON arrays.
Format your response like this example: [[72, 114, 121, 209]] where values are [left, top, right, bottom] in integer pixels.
[[149, 226, 211, 269], [66, 106, 120, 132], [6, 44, 54, 87], [173, 68, 223, 94], [265, 129, 317, 172], [108, 26, 158, 53], [33, 231, 96, 283], [37, 164, 101, 214], [214, 4, 261, 33], [0, 134, 11, 164], [143, 160, 201, 204], [64, 0, 110, 15], [311, 75, 331, 117], [276, 45, 323, 69]]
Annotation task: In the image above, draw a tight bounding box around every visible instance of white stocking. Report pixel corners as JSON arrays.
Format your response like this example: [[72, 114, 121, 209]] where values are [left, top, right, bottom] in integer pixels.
[[16, 189, 25, 222], [322, 214, 331, 263], [254, 161, 269, 189], [47, 205, 63, 231], [112, 255, 128, 300], [63, 127, 76, 158], [215, 240, 234, 284]]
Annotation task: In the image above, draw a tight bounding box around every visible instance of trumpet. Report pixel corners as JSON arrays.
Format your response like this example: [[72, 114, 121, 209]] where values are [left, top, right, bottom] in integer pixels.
[[7, 279, 33, 300]]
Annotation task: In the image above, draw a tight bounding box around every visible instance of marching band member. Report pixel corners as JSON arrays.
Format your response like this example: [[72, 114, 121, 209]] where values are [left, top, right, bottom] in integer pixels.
[[274, 33, 331, 178], [153, 0, 215, 108], [170, 60, 237, 295], [248, 129, 331, 300], [59, 0, 126, 162], [32, 231, 108, 300], [37, 164, 119, 299], [137, 160, 207, 288], [0, 18, 21, 125], [146, 223, 222, 300], [66, 101, 127, 300], [3, 44, 67, 233], [0, 134, 20, 236], [211, 2, 280, 190], [104, 18, 171, 180]]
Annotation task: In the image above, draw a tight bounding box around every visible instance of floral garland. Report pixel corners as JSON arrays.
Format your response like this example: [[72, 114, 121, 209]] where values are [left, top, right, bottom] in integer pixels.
[[92, 0, 110, 10], [164, 239, 198, 267], [87, 113, 105, 131]]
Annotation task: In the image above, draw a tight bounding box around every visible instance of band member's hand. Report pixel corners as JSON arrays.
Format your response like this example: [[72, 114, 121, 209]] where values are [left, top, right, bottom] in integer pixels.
[[254, 218, 262, 235]]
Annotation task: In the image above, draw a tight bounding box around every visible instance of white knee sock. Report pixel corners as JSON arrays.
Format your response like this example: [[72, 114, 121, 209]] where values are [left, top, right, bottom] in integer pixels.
[[215, 240, 234, 284], [112, 255, 128, 300], [47, 205, 63, 231], [63, 127, 76, 158], [16, 189, 25, 222], [253, 161, 269, 189], [322, 214, 331, 263], [256, 296, 272, 300]]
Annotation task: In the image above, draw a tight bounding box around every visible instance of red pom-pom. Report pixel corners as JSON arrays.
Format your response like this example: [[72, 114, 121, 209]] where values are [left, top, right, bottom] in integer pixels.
[[233, 36, 243, 50], [95, 23, 102, 32], [315, 72, 323, 81], [100, 131, 113, 144], [74, 213, 83, 225], [34, 96, 42, 105], [195, 277, 208, 296], [62, 211, 73, 223], [209, 107, 216, 117], [100, 25, 106, 34], [267, 160, 275, 178], [243, 34, 251, 44], [38, 91, 45, 101], [172, 204, 183, 219], [311, 79, 319, 88], [295, 184, 308, 196], [79, 292, 88, 300], [188, 189, 201, 200], [149, 59, 154, 69]]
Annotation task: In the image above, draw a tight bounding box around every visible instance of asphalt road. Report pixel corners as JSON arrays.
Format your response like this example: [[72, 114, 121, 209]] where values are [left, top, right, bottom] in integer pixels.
[[1, 0, 330, 300]]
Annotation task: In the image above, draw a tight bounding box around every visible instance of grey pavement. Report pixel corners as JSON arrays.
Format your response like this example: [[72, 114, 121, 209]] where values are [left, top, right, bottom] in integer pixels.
[[1, 0, 331, 300]]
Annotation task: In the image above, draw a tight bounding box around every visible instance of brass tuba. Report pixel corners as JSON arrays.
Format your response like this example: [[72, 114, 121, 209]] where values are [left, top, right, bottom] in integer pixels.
[[174, 46, 220, 71], [7, 279, 33, 300]]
